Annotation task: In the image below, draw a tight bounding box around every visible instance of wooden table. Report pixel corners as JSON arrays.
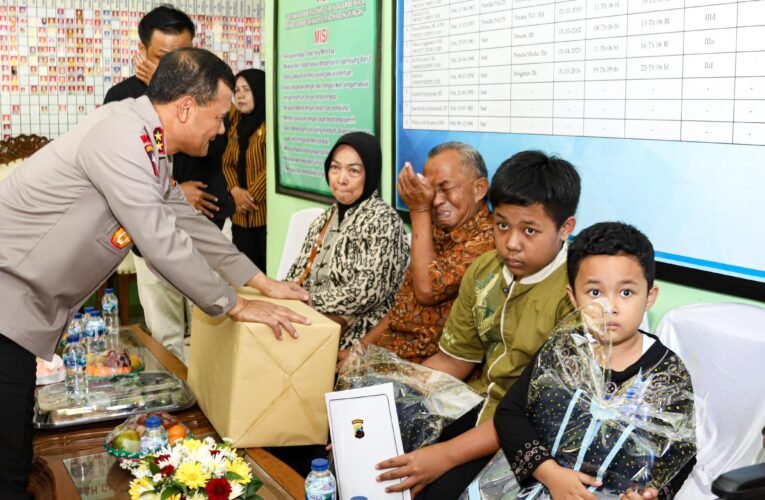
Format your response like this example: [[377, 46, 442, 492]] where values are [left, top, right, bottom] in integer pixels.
[[29, 326, 305, 499]]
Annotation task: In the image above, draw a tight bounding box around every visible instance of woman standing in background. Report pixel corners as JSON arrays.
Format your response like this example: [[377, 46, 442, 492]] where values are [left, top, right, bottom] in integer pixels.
[[222, 69, 267, 270]]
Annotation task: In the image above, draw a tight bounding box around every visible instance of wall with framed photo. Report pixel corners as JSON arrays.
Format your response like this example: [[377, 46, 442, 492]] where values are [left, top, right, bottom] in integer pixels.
[[0, 0, 263, 140]]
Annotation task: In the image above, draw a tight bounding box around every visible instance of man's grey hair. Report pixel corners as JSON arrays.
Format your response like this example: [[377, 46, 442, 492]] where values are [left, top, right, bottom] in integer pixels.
[[427, 141, 488, 179]]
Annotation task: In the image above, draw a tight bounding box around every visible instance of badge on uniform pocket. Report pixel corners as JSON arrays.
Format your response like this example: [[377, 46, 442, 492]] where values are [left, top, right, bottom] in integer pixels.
[[110, 227, 132, 249]]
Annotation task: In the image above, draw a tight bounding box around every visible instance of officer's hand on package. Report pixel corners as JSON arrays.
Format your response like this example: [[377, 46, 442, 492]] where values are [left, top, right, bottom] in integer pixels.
[[249, 273, 311, 305], [180, 181, 219, 218], [227, 296, 311, 340]]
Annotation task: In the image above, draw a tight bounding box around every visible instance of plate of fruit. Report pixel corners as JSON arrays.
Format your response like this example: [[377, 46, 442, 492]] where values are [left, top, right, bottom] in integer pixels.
[[87, 349, 143, 378], [104, 411, 191, 459]]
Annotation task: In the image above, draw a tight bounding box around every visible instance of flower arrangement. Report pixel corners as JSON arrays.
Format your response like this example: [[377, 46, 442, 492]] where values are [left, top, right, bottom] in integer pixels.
[[120, 436, 263, 500]]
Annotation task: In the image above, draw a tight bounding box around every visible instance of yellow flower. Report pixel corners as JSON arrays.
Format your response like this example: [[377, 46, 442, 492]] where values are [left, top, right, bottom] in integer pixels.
[[174, 462, 211, 490], [163, 494, 181, 500], [129, 477, 154, 500], [183, 439, 203, 452], [225, 458, 252, 484]]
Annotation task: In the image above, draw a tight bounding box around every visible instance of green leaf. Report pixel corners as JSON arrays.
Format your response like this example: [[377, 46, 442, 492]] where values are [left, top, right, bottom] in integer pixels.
[[243, 478, 264, 499], [148, 461, 161, 475], [250, 476, 263, 491], [225, 471, 244, 482], [161, 486, 182, 500]]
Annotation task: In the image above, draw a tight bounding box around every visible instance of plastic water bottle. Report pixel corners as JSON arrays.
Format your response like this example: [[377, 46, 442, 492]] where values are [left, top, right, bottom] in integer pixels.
[[63, 333, 88, 405], [101, 288, 120, 349], [305, 458, 336, 500], [64, 312, 83, 347], [140, 416, 169, 455], [85, 311, 107, 354], [82, 306, 95, 325], [92, 312, 107, 353], [82, 309, 96, 353]]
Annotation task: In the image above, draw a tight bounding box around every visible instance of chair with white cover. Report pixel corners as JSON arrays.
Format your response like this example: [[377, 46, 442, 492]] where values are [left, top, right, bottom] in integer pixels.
[[276, 207, 325, 280], [655, 302, 765, 499]]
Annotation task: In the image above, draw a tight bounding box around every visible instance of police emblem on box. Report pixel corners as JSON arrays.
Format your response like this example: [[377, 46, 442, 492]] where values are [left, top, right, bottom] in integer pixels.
[[352, 419, 364, 439]]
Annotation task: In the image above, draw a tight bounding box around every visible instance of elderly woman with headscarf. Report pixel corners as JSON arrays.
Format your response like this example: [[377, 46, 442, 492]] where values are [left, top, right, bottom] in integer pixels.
[[286, 132, 409, 349], [222, 68, 268, 270]]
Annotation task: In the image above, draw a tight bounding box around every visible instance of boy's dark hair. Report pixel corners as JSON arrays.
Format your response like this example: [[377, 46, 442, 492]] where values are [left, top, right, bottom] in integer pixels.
[[138, 5, 195, 47], [567, 222, 656, 289], [488, 150, 580, 228], [147, 48, 235, 105]]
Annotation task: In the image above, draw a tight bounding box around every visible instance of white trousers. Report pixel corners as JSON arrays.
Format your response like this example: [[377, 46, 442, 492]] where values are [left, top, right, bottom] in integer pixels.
[[132, 220, 233, 363], [134, 255, 191, 363]]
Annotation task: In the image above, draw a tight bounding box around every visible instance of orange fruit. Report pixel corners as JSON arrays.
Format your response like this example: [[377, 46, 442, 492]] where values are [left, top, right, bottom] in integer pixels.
[[167, 424, 187, 444], [129, 354, 142, 371]]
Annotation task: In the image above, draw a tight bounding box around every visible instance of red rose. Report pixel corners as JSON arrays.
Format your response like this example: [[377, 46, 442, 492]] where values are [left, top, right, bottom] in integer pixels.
[[205, 477, 231, 500], [154, 454, 170, 464], [210, 449, 221, 457], [160, 465, 175, 476]]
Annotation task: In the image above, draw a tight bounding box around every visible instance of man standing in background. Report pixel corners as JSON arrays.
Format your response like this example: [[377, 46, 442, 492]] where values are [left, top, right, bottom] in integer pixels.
[[105, 5, 235, 360]]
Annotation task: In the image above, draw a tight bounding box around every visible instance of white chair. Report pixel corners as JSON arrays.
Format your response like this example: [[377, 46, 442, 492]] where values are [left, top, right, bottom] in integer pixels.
[[655, 302, 765, 499], [276, 207, 325, 280]]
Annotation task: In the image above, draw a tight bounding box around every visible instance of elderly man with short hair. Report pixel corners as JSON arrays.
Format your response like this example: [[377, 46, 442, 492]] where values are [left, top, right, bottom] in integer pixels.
[[338, 142, 495, 367]]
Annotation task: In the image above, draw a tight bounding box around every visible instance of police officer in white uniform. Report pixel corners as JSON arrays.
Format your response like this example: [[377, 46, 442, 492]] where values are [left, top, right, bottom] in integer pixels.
[[0, 48, 309, 498]]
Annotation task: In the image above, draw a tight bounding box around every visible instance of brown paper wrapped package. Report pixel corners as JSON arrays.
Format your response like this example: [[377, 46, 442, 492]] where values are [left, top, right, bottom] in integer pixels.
[[187, 288, 341, 447]]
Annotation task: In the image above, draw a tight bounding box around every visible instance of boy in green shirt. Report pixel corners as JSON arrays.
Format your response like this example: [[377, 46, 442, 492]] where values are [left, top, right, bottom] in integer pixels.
[[376, 150, 581, 498]]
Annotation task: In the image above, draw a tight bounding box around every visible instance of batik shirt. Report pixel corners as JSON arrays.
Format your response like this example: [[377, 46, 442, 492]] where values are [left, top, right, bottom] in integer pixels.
[[379, 205, 494, 362], [286, 196, 409, 349]]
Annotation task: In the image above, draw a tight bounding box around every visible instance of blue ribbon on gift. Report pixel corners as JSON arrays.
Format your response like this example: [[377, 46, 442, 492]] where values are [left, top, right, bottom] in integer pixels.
[[523, 390, 636, 499]]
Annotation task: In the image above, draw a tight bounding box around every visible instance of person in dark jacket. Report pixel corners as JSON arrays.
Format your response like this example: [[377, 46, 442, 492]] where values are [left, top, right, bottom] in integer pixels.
[[103, 5, 234, 360]]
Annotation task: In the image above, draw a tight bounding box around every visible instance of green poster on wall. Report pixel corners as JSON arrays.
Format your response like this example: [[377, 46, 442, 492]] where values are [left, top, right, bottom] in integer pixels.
[[275, 0, 379, 201]]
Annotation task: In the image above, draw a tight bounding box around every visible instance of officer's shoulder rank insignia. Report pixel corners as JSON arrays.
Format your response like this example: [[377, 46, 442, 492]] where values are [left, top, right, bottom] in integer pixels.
[[140, 134, 158, 177], [153, 126, 165, 155]]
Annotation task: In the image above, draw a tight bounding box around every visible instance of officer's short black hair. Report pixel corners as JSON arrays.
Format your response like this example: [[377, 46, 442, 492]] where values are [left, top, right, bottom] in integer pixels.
[[567, 222, 656, 290], [139, 5, 195, 47], [489, 150, 580, 229], [147, 48, 235, 105]]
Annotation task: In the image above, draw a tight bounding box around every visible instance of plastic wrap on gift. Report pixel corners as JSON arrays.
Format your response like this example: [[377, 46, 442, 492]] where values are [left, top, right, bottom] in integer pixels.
[[463, 302, 697, 499], [336, 342, 484, 452]]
